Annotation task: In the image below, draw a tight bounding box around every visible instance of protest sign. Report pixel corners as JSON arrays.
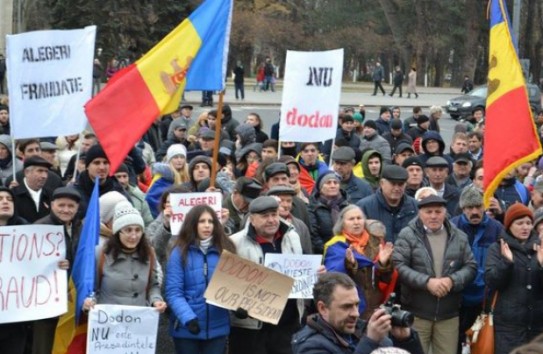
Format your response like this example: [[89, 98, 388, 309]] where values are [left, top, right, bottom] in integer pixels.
[[279, 49, 344, 142], [6, 26, 96, 139], [264, 253, 322, 299], [169, 192, 222, 235], [204, 250, 294, 325], [87, 304, 159, 354], [0, 225, 67, 323]]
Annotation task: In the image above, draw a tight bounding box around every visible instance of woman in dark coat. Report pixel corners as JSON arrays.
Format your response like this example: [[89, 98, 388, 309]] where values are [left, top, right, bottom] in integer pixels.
[[308, 171, 350, 254], [485, 203, 543, 354]]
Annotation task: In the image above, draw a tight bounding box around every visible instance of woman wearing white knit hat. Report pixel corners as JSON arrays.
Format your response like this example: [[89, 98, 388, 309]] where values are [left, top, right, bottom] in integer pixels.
[[146, 144, 190, 218], [83, 201, 167, 313]]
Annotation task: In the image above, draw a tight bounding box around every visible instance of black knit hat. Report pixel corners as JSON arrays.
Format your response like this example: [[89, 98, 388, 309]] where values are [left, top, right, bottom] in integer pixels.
[[85, 145, 108, 167]]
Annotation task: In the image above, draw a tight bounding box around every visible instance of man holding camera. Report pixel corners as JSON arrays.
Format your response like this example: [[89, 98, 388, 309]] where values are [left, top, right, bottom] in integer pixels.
[[292, 272, 423, 354], [393, 195, 476, 354]]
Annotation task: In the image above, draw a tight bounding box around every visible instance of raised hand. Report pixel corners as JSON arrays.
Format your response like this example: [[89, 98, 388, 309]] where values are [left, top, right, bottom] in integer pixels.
[[378, 242, 394, 265], [500, 239, 513, 262]]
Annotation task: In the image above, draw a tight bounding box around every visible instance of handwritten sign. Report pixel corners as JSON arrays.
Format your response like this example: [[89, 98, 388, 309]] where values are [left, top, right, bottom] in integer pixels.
[[169, 192, 222, 235], [279, 49, 344, 142], [0, 225, 67, 323], [204, 251, 294, 325], [6, 26, 96, 139], [264, 254, 322, 299], [87, 304, 159, 354]]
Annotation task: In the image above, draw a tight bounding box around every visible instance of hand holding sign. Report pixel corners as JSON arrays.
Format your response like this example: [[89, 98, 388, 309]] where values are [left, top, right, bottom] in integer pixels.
[[204, 251, 294, 325]]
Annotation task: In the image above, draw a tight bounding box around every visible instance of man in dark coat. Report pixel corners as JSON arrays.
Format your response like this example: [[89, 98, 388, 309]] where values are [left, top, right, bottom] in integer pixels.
[[357, 165, 418, 243], [331, 147, 372, 204], [393, 195, 476, 354], [32, 187, 82, 354], [74, 144, 128, 216], [389, 66, 404, 97], [292, 272, 424, 354], [13, 156, 54, 223]]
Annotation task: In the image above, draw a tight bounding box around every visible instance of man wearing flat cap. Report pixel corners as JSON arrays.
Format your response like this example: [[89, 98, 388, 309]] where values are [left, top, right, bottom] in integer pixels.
[[230, 196, 306, 354], [446, 153, 473, 190], [356, 165, 418, 243], [393, 195, 476, 354], [263, 162, 311, 226], [402, 156, 425, 198], [450, 186, 503, 350], [224, 177, 262, 234], [331, 146, 372, 204], [424, 156, 461, 216], [12, 156, 54, 222], [32, 186, 82, 353], [266, 185, 312, 254]]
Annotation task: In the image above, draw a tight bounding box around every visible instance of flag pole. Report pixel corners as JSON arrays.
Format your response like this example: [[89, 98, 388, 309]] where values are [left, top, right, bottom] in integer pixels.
[[11, 139, 16, 180], [210, 91, 225, 188], [71, 133, 83, 183]]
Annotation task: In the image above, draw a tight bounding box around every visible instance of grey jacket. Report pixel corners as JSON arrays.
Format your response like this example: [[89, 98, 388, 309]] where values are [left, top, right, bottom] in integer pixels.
[[95, 245, 163, 307], [146, 213, 175, 271], [359, 134, 392, 165], [392, 218, 476, 321]]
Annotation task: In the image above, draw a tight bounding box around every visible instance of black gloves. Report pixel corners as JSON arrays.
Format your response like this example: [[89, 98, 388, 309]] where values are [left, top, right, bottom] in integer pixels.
[[186, 318, 201, 334], [234, 307, 248, 319]]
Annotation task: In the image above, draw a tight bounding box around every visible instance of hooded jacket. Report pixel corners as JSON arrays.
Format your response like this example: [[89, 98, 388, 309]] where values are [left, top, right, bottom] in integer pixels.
[[360, 150, 382, 190], [418, 131, 453, 167]]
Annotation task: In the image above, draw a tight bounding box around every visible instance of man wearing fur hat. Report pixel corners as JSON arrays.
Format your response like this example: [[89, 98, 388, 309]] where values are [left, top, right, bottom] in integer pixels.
[[450, 186, 503, 351]]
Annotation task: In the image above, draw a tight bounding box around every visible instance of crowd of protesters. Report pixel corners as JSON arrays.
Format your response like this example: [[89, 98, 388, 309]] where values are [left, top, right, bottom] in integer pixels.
[[1, 90, 543, 354]]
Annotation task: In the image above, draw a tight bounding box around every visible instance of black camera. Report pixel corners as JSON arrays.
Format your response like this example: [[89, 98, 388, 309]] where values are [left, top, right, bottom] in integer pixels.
[[381, 293, 414, 328]]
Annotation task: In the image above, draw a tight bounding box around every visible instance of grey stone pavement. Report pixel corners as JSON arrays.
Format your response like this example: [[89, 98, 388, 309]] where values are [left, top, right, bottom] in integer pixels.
[[181, 79, 463, 109]]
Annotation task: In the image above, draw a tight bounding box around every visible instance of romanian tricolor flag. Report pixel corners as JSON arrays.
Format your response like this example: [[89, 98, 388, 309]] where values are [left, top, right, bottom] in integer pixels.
[[483, 0, 542, 207], [53, 178, 100, 354], [85, 0, 233, 173]]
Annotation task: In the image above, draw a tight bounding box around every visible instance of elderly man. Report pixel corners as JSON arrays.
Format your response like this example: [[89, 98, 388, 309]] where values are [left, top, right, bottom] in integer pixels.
[[356, 165, 418, 243], [359, 120, 391, 164], [450, 186, 503, 351], [292, 272, 423, 354], [402, 157, 424, 197], [32, 187, 82, 354], [331, 146, 372, 204], [13, 156, 54, 222], [424, 156, 460, 216], [224, 176, 262, 234], [393, 195, 476, 354], [266, 185, 312, 254], [446, 153, 473, 190], [229, 196, 304, 354]]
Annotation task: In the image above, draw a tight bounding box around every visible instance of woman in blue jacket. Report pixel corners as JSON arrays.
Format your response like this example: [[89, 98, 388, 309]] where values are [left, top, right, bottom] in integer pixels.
[[165, 205, 236, 354]]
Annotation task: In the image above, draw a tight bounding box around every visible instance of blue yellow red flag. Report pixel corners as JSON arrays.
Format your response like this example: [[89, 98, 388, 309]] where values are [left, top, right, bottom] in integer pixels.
[[85, 0, 233, 173], [483, 0, 542, 207]]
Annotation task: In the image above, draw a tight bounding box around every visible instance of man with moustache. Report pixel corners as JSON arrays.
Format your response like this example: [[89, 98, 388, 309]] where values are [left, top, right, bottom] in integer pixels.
[[450, 186, 503, 351]]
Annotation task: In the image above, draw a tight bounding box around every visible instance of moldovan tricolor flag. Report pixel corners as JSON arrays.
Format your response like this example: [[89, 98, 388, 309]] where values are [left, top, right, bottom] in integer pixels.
[[85, 0, 233, 173], [52, 178, 100, 354], [483, 0, 542, 207]]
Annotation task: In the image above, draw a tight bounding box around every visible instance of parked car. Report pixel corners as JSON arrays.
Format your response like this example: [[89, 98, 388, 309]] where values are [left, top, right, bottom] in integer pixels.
[[446, 84, 542, 119]]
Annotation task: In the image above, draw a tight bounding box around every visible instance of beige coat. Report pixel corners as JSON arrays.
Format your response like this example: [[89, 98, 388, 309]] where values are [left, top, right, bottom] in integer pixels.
[[407, 70, 417, 94]]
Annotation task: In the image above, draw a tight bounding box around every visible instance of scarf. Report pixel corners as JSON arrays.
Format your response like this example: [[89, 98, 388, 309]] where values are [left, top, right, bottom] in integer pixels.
[[319, 194, 344, 225], [199, 237, 213, 254], [343, 229, 370, 256]]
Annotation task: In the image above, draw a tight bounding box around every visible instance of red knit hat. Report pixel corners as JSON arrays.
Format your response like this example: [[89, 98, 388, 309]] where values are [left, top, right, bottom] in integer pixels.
[[504, 203, 534, 230]]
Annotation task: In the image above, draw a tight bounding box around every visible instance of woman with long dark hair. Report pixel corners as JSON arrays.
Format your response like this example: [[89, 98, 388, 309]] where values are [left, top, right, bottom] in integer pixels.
[[165, 205, 236, 354]]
